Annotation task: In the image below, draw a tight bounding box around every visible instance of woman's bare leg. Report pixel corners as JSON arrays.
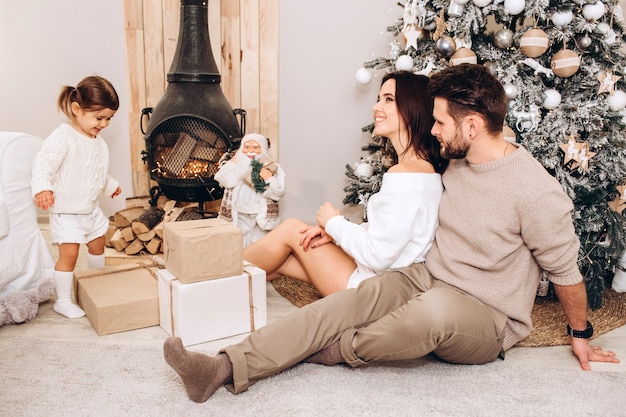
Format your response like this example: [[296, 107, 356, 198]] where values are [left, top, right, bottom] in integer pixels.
[[244, 218, 356, 295]]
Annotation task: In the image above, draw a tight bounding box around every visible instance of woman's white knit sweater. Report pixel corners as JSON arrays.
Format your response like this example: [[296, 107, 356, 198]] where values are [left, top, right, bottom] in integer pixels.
[[326, 172, 443, 289], [31, 123, 119, 214]]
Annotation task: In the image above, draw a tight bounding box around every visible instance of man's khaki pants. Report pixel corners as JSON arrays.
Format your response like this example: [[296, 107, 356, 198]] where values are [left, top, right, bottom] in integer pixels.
[[224, 263, 507, 394]]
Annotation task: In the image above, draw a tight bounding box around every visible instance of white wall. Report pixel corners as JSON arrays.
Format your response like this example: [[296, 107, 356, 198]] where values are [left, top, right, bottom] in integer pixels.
[[278, 0, 398, 222], [0, 0, 397, 221], [0, 0, 131, 217]]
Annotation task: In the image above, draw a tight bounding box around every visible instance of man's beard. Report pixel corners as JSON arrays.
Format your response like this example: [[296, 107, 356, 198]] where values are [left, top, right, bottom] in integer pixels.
[[439, 127, 469, 159]]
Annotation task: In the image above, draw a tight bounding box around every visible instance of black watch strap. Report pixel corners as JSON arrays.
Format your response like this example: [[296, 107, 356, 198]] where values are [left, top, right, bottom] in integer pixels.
[[567, 321, 594, 339]]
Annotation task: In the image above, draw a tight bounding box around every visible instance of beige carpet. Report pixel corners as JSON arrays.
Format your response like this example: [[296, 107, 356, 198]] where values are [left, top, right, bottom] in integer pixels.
[[271, 276, 626, 347], [2, 336, 626, 417], [1, 282, 626, 416]]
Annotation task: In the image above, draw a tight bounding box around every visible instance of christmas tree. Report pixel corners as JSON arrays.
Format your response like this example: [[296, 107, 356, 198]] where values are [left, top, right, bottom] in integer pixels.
[[345, 0, 626, 308]]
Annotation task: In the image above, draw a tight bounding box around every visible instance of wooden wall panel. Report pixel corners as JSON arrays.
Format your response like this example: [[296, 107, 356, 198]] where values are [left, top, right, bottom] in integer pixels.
[[124, 0, 150, 197], [123, 0, 278, 197], [240, 0, 260, 132], [259, 0, 279, 159], [220, 1, 242, 109]]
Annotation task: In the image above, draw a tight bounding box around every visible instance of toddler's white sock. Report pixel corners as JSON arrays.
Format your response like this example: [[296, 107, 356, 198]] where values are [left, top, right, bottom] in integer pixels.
[[87, 253, 105, 269], [53, 270, 85, 319]]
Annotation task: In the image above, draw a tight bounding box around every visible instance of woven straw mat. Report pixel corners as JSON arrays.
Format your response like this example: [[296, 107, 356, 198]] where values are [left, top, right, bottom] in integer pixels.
[[271, 276, 626, 347]]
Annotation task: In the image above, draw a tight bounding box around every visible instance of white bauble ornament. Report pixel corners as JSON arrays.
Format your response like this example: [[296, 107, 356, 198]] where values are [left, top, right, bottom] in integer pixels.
[[551, 49, 580, 78], [504, 0, 525, 15], [597, 22, 611, 34], [551, 10, 573, 27], [543, 89, 562, 109], [503, 83, 518, 99], [450, 48, 477, 65], [435, 36, 457, 58], [520, 28, 549, 57], [503, 125, 517, 143], [356, 68, 373, 85], [494, 28, 514, 49], [473, 0, 491, 6], [448, 0, 466, 17], [608, 90, 626, 111], [395, 55, 414, 71], [612, 250, 626, 292], [582, 2, 605, 21], [354, 161, 374, 178]]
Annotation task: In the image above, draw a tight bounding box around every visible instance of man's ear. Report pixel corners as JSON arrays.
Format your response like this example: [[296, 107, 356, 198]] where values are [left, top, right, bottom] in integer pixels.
[[466, 114, 484, 139]]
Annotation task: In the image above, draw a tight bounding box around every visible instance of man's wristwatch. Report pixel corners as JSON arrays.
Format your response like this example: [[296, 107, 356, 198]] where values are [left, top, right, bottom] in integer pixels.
[[566, 321, 594, 339]]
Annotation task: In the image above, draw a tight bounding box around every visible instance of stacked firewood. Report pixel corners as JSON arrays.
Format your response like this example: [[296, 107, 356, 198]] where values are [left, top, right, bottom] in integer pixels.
[[105, 199, 203, 256]]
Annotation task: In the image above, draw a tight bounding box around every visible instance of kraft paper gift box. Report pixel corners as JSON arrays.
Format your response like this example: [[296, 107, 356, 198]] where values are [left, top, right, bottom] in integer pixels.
[[158, 263, 267, 346], [163, 218, 243, 283], [74, 263, 160, 336]]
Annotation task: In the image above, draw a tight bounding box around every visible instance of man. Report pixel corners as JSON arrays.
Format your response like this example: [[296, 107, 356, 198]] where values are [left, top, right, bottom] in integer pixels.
[[163, 64, 619, 403]]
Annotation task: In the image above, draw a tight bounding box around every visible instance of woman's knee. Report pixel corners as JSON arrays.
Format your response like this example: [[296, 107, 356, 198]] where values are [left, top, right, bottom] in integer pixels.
[[280, 217, 308, 230]]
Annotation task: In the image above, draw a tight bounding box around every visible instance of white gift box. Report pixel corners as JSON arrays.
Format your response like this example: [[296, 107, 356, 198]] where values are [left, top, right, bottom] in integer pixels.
[[158, 263, 267, 346]]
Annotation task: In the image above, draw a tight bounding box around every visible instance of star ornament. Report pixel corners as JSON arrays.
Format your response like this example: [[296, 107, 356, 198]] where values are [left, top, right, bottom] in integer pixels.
[[597, 71, 621, 94], [609, 184, 626, 214], [403, 24, 421, 51], [559, 134, 582, 164], [559, 135, 596, 172]]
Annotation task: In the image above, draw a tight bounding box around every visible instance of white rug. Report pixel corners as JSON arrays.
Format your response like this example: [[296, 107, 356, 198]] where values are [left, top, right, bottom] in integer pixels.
[[1, 335, 626, 417], [2, 280, 626, 417]]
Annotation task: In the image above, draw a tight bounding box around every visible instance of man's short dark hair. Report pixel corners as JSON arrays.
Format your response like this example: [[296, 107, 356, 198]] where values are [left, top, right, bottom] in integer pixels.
[[428, 64, 507, 134]]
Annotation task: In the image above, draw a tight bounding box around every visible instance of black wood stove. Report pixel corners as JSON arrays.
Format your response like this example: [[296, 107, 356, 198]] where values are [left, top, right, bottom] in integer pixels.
[[141, 0, 245, 213]]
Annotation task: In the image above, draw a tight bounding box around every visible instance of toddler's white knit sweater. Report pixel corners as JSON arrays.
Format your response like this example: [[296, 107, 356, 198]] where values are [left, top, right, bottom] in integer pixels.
[[31, 123, 119, 214]]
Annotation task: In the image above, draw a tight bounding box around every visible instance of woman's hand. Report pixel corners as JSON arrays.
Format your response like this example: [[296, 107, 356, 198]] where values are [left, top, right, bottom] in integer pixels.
[[299, 225, 333, 250], [111, 186, 122, 198], [34, 190, 54, 210], [316, 201, 341, 228]]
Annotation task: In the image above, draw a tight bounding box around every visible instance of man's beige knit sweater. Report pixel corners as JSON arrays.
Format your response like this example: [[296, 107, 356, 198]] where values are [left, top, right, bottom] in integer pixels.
[[425, 145, 583, 350]]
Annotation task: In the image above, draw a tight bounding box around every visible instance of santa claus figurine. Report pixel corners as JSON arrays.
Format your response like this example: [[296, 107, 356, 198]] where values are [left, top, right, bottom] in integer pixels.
[[214, 133, 286, 247]]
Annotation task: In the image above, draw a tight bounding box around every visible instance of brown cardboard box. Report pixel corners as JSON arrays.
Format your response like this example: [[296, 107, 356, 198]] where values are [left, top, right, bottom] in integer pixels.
[[163, 218, 243, 283], [74, 263, 159, 336]]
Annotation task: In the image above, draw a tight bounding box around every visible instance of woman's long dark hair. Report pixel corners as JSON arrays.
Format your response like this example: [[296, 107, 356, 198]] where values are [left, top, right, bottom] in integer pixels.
[[382, 71, 448, 174]]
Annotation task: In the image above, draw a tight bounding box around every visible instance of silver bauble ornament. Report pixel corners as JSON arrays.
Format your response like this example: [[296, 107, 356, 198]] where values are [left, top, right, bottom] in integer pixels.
[[494, 28, 514, 49], [435, 36, 457, 58], [577, 36, 592, 49]]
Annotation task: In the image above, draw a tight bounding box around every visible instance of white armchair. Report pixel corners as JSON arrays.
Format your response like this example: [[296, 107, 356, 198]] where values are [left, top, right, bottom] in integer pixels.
[[0, 132, 55, 325]]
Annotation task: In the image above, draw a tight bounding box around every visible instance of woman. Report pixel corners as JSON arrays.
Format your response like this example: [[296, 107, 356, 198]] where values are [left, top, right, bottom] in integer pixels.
[[244, 71, 447, 295]]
